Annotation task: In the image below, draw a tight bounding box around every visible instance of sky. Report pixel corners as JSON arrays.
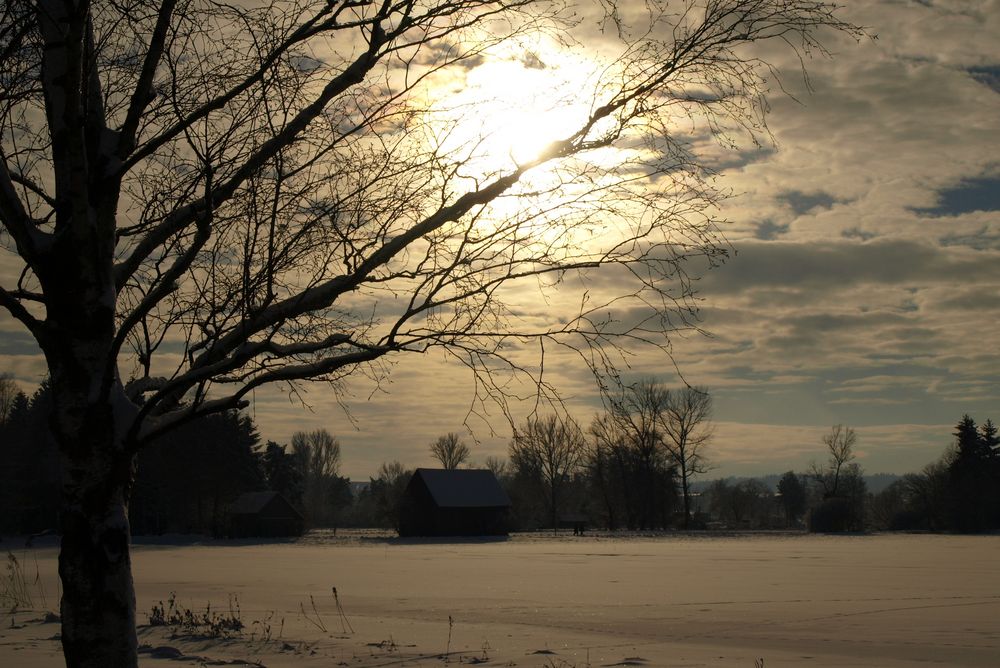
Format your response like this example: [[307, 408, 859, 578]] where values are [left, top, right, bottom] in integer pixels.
[[2, 0, 999, 481]]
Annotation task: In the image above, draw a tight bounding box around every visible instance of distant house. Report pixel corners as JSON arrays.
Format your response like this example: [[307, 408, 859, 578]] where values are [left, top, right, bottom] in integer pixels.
[[228, 491, 304, 538], [398, 468, 511, 537]]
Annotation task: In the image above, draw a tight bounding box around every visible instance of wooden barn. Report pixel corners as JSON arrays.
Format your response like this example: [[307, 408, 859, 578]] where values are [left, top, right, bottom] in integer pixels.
[[228, 491, 304, 538], [398, 468, 511, 537]]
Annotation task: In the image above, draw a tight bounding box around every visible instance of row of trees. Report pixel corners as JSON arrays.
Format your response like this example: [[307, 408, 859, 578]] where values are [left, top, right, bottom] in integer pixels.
[[344, 382, 713, 532], [681, 416, 1000, 535], [501, 382, 713, 530], [868, 415, 999, 533], [0, 373, 354, 535], [6, 372, 993, 536]]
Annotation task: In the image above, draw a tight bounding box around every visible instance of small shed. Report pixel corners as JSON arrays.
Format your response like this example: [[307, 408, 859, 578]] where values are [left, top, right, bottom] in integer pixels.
[[228, 491, 304, 538], [398, 468, 511, 537]]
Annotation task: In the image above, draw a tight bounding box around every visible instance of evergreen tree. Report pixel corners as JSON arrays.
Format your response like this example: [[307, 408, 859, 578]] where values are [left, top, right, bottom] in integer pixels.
[[0, 383, 60, 533], [948, 414, 993, 532], [261, 441, 304, 506], [979, 419, 999, 457], [131, 409, 265, 535], [954, 415, 989, 460]]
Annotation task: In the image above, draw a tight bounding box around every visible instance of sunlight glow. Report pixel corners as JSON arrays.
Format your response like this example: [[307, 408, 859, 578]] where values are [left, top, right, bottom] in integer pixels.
[[410, 38, 661, 254], [466, 60, 588, 164], [436, 42, 602, 171]]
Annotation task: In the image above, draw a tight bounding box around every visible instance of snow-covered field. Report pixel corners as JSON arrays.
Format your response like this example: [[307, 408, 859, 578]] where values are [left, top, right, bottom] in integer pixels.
[[2, 531, 998, 666]]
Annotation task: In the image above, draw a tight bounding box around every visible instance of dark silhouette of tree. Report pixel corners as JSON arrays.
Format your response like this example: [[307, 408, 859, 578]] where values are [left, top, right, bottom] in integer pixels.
[[978, 419, 999, 456], [0, 382, 59, 534], [708, 478, 771, 528], [370, 461, 413, 530], [590, 385, 678, 530], [948, 415, 997, 532], [901, 455, 953, 531], [614, 381, 669, 528], [777, 471, 807, 527], [509, 415, 586, 530], [585, 429, 624, 530], [982, 419, 1000, 528], [0, 0, 861, 661], [0, 373, 18, 426], [810, 424, 858, 498], [291, 429, 345, 527], [131, 409, 264, 535], [660, 386, 713, 529], [483, 455, 509, 480], [808, 425, 865, 532], [0, 387, 33, 530], [953, 415, 988, 459], [261, 441, 305, 508], [430, 433, 471, 470]]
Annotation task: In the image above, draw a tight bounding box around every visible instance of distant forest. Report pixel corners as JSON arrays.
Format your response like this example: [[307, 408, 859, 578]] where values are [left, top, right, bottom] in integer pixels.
[[1, 374, 998, 536]]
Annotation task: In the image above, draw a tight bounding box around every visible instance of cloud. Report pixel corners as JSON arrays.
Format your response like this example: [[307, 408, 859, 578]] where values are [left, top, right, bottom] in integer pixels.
[[701, 239, 1000, 295]]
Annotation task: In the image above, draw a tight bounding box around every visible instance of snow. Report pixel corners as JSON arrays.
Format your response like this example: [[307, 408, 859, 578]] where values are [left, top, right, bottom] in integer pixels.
[[2, 531, 998, 666]]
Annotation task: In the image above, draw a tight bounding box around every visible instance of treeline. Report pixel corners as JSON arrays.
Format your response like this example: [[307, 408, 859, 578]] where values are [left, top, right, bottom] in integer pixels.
[[357, 383, 713, 532], [868, 415, 1000, 533], [3, 371, 997, 536], [361, 420, 862, 533], [0, 377, 59, 532], [365, 414, 1000, 535], [0, 375, 355, 536], [324, 382, 712, 533]]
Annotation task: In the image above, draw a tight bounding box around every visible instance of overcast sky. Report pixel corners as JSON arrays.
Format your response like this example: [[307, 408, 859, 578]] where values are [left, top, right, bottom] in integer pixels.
[[2, 0, 998, 481]]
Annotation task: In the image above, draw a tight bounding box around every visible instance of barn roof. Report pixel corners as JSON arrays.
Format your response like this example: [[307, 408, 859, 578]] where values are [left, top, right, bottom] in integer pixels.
[[413, 468, 511, 508], [230, 491, 288, 515]]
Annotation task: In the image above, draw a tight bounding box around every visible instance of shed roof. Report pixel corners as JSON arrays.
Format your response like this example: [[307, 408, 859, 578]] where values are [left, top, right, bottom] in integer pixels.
[[413, 468, 511, 508]]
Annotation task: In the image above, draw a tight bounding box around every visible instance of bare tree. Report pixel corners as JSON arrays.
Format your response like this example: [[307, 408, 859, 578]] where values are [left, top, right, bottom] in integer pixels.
[[660, 386, 713, 529], [594, 380, 677, 529], [0, 0, 860, 663], [429, 432, 471, 469], [0, 373, 18, 426], [807, 425, 867, 531], [509, 414, 585, 530], [372, 460, 413, 529], [291, 428, 343, 525], [810, 424, 858, 498], [483, 455, 509, 480]]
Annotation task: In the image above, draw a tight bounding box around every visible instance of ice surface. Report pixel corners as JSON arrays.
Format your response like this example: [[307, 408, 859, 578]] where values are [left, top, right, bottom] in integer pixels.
[[2, 531, 998, 666]]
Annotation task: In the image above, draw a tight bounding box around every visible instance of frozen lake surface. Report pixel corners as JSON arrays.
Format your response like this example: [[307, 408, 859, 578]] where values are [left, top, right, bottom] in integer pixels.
[[2, 531, 998, 666]]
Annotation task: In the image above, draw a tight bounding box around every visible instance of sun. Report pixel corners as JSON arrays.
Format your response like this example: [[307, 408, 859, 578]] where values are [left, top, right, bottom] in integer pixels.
[[418, 39, 640, 250], [463, 57, 591, 165], [435, 43, 602, 171]]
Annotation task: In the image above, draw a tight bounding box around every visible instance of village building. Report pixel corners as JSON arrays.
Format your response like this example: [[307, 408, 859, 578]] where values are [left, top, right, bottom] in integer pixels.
[[228, 491, 304, 538], [398, 468, 511, 537]]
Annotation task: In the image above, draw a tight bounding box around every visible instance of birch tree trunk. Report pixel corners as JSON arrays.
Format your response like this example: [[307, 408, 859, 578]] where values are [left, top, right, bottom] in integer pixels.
[[56, 415, 138, 668], [44, 232, 139, 666], [48, 347, 139, 666], [34, 0, 139, 658]]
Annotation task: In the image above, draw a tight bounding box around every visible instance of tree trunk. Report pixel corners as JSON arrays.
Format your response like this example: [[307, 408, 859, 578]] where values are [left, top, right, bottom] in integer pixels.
[[680, 463, 691, 530], [48, 357, 139, 667], [59, 478, 138, 668]]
